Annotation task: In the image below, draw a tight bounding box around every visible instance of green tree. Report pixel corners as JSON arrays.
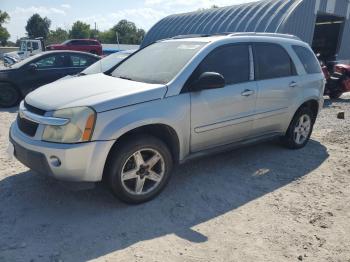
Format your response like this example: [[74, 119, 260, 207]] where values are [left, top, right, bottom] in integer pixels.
[[47, 27, 68, 45], [69, 21, 90, 39], [111, 19, 145, 44], [0, 10, 10, 46], [25, 14, 51, 39]]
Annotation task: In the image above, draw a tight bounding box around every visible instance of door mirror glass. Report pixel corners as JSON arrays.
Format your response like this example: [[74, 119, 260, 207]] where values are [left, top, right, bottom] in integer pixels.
[[28, 63, 38, 71], [191, 72, 225, 91]]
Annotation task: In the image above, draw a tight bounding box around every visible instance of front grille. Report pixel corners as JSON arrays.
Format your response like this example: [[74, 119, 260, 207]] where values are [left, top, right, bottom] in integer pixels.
[[17, 101, 46, 137], [17, 116, 38, 137]]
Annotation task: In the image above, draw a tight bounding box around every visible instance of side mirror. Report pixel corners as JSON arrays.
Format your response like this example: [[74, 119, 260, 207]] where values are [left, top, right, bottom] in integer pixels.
[[191, 72, 225, 92], [28, 63, 38, 71]]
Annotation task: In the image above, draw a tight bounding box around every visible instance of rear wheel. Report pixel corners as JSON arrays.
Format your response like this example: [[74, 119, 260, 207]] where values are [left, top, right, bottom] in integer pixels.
[[106, 135, 173, 204], [281, 107, 314, 149], [0, 83, 21, 108], [89, 50, 97, 55]]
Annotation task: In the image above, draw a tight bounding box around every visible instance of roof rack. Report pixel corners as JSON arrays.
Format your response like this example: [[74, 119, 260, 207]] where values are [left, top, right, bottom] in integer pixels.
[[158, 32, 301, 42], [228, 32, 301, 40]]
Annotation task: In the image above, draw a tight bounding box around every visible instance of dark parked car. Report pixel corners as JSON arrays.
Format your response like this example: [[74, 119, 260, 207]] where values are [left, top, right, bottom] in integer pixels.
[[0, 50, 100, 107], [46, 39, 103, 56]]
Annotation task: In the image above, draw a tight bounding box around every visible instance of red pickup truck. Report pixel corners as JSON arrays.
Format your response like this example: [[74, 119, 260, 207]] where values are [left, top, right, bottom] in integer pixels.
[[47, 39, 102, 56]]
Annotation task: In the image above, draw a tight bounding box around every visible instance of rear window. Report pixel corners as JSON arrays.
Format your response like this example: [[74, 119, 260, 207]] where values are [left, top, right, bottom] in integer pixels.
[[293, 45, 321, 74], [254, 43, 296, 80]]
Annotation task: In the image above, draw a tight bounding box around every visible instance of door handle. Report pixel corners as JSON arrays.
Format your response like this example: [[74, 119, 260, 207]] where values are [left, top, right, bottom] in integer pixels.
[[289, 81, 298, 88], [241, 89, 255, 96]]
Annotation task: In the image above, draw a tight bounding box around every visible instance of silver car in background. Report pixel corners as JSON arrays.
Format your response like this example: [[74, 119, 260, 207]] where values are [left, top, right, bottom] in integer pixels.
[[9, 33, 324, 204]]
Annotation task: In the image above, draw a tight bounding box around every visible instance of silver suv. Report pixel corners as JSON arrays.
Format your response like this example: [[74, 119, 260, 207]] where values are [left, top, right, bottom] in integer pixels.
[[9, 33, 325, 203]]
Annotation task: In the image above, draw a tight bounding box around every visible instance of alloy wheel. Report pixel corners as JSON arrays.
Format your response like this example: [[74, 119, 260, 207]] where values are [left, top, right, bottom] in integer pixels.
[[121, 148, 165, 195]]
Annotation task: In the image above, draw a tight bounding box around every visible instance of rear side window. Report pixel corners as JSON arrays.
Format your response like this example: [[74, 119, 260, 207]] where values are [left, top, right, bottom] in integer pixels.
[[193, 44, 250, 85], [254, 43, 295, 80], [69, 55, 95, 67], [293, 45, 321, 74]]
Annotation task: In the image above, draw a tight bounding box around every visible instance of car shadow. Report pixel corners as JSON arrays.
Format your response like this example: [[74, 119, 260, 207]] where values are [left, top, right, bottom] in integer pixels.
[[0, 140, 329, 261], [0, 106, 18, 113]]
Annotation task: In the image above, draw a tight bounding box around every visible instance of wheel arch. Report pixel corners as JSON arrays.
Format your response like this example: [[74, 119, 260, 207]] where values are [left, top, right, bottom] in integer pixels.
[[296, 99, 320, 122], [102, 123, 181, 180]]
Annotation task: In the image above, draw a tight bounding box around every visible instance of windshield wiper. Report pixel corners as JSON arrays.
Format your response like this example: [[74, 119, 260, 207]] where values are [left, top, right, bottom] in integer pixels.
[[118, 76, 133, 81]]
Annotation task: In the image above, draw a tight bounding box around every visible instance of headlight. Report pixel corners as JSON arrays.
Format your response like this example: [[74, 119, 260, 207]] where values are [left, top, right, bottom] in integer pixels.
[[42, 107, 96, 143]]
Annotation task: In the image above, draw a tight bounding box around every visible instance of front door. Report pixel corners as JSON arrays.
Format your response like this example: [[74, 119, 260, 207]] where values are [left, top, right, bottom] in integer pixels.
[[24, 53, 68, 94], [189, 44, 258, 152]]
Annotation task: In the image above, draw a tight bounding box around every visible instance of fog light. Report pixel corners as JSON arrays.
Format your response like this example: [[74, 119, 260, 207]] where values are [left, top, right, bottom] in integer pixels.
[[50, 156, 61, 167]]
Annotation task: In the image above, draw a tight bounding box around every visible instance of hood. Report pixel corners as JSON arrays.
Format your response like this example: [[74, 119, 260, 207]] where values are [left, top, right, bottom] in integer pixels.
[[25, 73, 167, 112], [5, 51, 21, 60]]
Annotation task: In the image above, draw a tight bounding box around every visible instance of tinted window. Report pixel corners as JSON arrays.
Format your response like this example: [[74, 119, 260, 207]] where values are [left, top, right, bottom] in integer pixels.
[[32, 42, 39, 50], [293, 45, 321, 74], [255, 43, 295, 80], [34, 54, 67, 68], [192, 44, 250, 85], [69, 55, 94, 67], [112, 41, 206, 84]]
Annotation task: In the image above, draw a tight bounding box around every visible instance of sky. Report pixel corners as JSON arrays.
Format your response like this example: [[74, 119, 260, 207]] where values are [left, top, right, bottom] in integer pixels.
[[1, 0, 255, 41]]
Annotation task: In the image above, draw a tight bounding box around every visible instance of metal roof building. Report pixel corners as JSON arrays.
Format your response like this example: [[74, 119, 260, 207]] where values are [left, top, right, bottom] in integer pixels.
[[142, 0, 350, 60]]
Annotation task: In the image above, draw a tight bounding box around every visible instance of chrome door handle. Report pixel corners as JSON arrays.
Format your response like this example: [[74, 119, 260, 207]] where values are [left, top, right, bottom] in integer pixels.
[[241, 89, 254, 96], [289, 81, 298, 88]]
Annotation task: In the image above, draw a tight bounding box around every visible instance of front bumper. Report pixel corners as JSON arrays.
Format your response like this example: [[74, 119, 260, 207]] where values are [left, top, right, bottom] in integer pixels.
[[10, 122, 115, 182]]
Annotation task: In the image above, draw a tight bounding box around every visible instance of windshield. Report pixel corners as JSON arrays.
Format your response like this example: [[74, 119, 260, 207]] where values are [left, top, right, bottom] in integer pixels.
[[111, 41, 206, 84], [82, 51, 132, 75]]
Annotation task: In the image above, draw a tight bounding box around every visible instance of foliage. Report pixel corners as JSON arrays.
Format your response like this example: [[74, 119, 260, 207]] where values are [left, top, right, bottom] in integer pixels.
[[69, 21, 90, 39], [111, 20, 145, 44], [25, 14, 51, 39], [0, 10, 10, 46], [47, 28, 68, 45]]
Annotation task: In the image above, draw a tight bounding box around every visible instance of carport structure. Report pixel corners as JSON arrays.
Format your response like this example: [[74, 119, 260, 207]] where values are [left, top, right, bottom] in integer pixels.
[[142, 0, 350, 60]]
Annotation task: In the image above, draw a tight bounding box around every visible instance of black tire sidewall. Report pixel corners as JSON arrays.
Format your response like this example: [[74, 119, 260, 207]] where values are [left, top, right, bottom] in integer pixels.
[[283, 107, 314, 149], [0, 83, 20, 108], [107, 135, 173, 204]]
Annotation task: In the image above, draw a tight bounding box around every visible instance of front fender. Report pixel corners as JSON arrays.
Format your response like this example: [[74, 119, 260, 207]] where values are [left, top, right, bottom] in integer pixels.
[[93, 94, 191, 160]]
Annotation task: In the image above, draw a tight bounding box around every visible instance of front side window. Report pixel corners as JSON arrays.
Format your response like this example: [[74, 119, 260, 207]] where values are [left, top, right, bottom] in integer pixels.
[[255, 43, 295, 80], [190, 44, 250, 86], [34, 54, 66, 68], [112, 41, 206, 84], [293, 45, 321, 74]]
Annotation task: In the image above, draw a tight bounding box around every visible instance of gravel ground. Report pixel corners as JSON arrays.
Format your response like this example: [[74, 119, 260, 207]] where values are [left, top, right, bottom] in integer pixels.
[[0, 95, 349, 262]]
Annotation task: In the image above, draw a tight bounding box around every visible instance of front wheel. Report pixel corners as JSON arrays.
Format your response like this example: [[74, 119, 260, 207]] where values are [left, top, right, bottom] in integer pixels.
[[281, 107, 314, 149], [106, 135, 173, 204], [0, 83, 21, 108]]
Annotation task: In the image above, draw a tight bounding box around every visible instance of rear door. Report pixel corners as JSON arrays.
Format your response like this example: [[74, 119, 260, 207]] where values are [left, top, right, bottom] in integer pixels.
[[252, 43, 299, 135], [66, 54, 98, 75], [189, 43, 258, 152]]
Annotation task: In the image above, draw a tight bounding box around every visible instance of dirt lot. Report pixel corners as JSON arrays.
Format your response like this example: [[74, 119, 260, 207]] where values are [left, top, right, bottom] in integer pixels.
[[0, 95, 349, 262]]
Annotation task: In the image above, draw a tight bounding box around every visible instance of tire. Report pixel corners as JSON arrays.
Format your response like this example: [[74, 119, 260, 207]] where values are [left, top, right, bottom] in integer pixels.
[[105, 135, 173, 204], [90, 50, 97, 55], [281, 107, 315, 149], [0, 83, 21, 108], [329, 91, 343, 99]]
